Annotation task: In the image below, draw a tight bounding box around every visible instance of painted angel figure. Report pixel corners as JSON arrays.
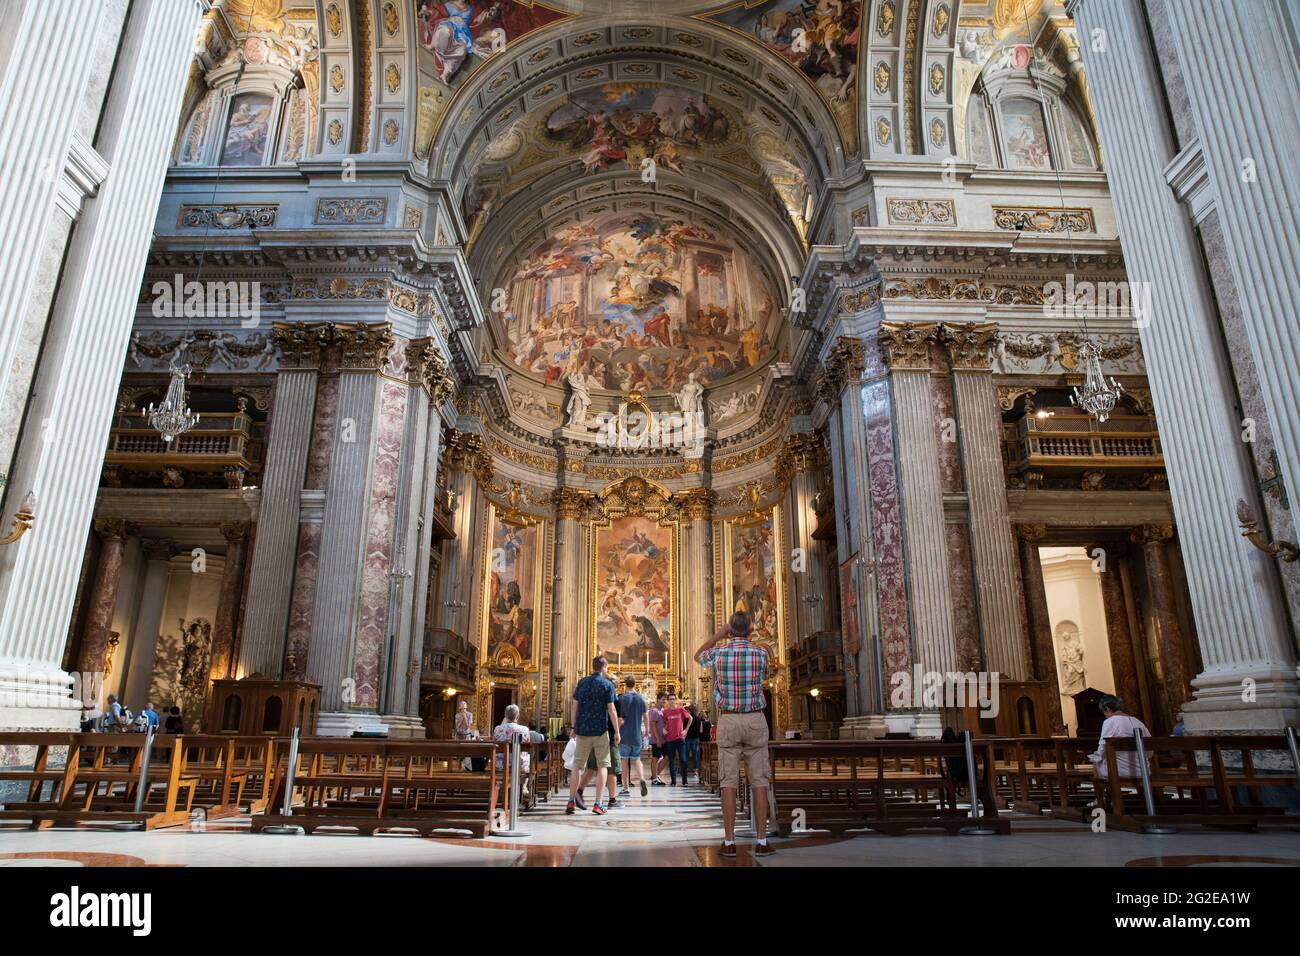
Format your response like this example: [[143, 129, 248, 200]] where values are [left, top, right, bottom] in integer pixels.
[[565, 370, 593, 428]]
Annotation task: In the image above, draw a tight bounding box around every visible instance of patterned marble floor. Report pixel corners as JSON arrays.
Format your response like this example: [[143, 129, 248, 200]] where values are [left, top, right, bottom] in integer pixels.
[[2, 781, 1299, 867]]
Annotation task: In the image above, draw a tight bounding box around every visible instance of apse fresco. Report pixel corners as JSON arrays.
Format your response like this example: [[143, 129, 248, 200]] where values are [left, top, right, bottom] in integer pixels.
[[544, 85, 734, 174], [500, 212, 777, 392], [414, 0, 565, 87], [484, 515, 538, 663], [1002, 98, 1053, 170], [595, 516, 672, 669], [710, 0, 861, 104], [730, 516, 780, 652], [221, 93, 273, 166]]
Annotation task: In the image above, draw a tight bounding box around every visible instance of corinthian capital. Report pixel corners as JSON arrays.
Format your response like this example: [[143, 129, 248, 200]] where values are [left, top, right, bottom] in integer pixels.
[[939, 321, 1000, 370], [674, 488, 715, 522], [552, 487, 593, 521], [878, 321, 940, 371], [271, 322, 334, 369], [337, 323, 395, 370], [815, 336, 866, 401]]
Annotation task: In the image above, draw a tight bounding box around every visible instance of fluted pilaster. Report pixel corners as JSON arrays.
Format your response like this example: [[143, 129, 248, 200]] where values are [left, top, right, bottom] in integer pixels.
[[553, 488, 591, 711], [1072, 0, 1297, 731]]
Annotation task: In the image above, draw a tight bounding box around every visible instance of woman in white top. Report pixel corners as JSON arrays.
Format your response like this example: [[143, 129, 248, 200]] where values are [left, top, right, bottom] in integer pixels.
[[453, 698, 476, 740], [1089, 696, 1151, 780]]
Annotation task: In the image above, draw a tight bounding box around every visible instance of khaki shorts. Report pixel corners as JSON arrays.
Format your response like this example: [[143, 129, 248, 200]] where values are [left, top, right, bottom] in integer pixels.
[[716, 712, 770, 790], [572, 733, 611, 769]]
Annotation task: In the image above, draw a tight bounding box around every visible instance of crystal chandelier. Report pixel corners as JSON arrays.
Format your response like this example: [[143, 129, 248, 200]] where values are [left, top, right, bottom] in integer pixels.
[[144, 363, 200, 443], [1070, 340, 1124, 423]]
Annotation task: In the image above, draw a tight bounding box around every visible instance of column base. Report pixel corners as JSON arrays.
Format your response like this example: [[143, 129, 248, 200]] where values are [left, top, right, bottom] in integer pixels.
[[839, 715, 889, 739], [911, 710, 944, 739], [379, 713, 427, 739], [1183, 664, 1300, 734], [0, 666, 82, 731], [315, 711, 390, 738]]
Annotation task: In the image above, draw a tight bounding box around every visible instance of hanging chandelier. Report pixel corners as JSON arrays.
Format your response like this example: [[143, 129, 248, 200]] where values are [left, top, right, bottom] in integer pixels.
[[144, 363, 200, 443], [1070, 340, 1123, 423]]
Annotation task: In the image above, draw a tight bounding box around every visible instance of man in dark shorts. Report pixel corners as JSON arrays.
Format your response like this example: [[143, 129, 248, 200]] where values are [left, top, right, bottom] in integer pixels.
[[648, 691, 668, 786], [567, 655, 619, 815]]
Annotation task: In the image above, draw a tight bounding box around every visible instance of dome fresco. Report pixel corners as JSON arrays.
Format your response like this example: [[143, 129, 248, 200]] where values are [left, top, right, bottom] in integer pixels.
[[497, 211, 779, 393]]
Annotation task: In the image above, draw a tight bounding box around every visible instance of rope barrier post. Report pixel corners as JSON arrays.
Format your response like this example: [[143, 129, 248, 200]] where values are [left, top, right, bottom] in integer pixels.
[[115, 725, 157, 830], [494, 732, 531, 838], [959, 730, 997, 836], [1134, 728, 1175, 834], [262, 727, 303, 834]]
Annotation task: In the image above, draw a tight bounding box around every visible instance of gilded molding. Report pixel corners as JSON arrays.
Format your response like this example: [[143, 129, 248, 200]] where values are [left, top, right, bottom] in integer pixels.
[[407, 339, 456, 405], [878, 321, 939, 371], [993, 206, 1095, 234], [1016, 523, 1047, 543], [674, 488, 715, 521], [816, 335, 866, 400], [1132, 523, 1174, 545], [939, 321, 1000, 370], [553, 487, 593, 521], [336, 323, 395, 369], [886, 198, 955, 226], [271, 321, 334, 369], [883, 277, 1048, 305]]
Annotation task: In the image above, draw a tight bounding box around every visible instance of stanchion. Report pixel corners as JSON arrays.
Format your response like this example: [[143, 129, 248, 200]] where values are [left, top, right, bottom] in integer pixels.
[[960, 730, 997, 836], [1134, 729, 1175, 834], [115, 725, 157, 830], [262, 727, 303, 834], [493, 732, 531, 837]]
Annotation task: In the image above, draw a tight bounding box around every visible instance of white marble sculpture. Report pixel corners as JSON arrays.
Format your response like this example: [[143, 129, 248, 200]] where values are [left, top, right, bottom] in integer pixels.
[[565, 371, 592, 429]]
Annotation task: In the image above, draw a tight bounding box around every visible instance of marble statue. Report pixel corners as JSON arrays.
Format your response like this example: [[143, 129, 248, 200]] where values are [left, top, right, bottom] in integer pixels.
[[565, 371, 593, 428], [675, 373, 704, 418]]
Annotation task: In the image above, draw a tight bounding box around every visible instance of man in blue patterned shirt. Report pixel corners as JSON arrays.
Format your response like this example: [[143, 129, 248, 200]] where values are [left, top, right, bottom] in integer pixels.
[[567, 655, 619, 815], [695, 611, 773, 856]]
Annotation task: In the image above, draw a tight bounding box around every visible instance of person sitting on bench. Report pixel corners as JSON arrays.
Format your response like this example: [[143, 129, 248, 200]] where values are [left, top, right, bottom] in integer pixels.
[[1088, 696, 1150, 780]]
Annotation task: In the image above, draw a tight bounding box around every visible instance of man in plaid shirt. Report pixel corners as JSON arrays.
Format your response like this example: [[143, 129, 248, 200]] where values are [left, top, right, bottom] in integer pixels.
[[695, 610, 773, 856]]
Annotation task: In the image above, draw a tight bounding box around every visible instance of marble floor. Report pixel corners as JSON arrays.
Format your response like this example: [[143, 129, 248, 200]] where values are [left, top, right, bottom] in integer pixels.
[[2, 781, 1299, 867]]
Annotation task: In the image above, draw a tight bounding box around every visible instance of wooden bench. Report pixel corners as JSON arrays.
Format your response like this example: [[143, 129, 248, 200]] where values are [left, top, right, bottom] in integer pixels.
[[251, 738, 498, 837], [1099, 734, 1300, 832], [170, 735, 280, 818], [0, 732, 196, 829], [768, 740, 1009, 836]]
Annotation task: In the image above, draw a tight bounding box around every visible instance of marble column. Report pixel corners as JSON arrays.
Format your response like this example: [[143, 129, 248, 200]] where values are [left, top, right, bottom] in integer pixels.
[[786, 434, 829, 639], [1165, 0, 1300, 530], [437, 434, 485, 646], [310, 325, 392, 734], [942, 323, 1028, 680], [1093, 543, 1143, 720], [678, 488, 714, 701], [1070, 0, 1298, 732], [240, 325, 331, 677], [0, 0, 207, 732], [1132, 524, 1192, 724], [76, 519, 130, 683], [553, 487, 591, 715], [122, 538, 174, 710], [880, 322, 955, 737], [207, 522, 250, 689], [1016, 524, 1066, 734]]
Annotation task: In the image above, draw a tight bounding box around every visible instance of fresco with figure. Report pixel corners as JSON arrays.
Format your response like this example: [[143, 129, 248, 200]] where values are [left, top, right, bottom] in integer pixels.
[[730, 515, 780, 652], [414, 1, 565, 86], [499, 211, 778, 392], [594, 516, 672, 669], [544, 84, 735, 174], [708, 0, 861, 103], [484, 514, 539, 663]]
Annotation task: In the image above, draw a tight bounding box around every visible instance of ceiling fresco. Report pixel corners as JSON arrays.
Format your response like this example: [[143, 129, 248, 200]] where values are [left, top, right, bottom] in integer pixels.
[[496, 210, 780, 393]]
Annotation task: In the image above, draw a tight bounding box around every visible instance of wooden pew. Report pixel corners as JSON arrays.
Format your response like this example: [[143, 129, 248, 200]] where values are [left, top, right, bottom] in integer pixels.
[[1099, 734, 1300, 832], [0, 732, 195, 830], [172, 735, 280, 818], [768, 740, 1009, 836], [251, 738, 498, 837]]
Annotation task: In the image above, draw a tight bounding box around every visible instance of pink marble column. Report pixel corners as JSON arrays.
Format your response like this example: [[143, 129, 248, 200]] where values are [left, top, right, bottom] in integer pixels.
[[1092, 542, 1144, 721], [1015, 524, 1065, 733], [1133, 523, 1191, 724], [76, 518, 130, 681], [207, 521, 251, 687]]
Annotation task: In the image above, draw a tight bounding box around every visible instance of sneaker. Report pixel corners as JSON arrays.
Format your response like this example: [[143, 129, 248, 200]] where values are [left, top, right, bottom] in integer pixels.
[[608, 797, 618, 808], [619, 787, 630, 796], [754, 842, 776, 856], [592, 803, 607, 815], [652, 779, 665, 787], [719, 842, 737, 858], [574, 792, 587, 810], [639, 780, 648, 797], [565, 800, 576, 815]]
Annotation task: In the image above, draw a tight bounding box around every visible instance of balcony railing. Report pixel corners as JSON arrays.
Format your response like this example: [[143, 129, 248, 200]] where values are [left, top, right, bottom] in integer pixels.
[[420, 628, 477, 690], [1004, 409, 1163, 477], [104, 411, 263, 489], [788, 630, 846, 691]]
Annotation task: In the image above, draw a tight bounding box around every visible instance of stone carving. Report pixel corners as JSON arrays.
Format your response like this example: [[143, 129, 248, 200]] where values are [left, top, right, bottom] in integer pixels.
[[272, 322, 335, 369], [993, 206, 1095, 233], [337, 324, 395, 369], [1055, 622, 1086, 694], [878, 322, 938, 371], [131, 330, 271, 372], [886, 199, 955, 226], [179, 205, 278, 229], [565, 371, 593, 429], [710, 382, 761, 423], [313, 197, 388, 225], [939, 322, 999, 370], [674, 373, 705, 419]]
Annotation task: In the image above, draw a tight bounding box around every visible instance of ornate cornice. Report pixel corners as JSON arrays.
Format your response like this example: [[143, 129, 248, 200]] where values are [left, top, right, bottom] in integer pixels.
[[878, 321, 939, 371], [939, 322, 1000, 371]]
